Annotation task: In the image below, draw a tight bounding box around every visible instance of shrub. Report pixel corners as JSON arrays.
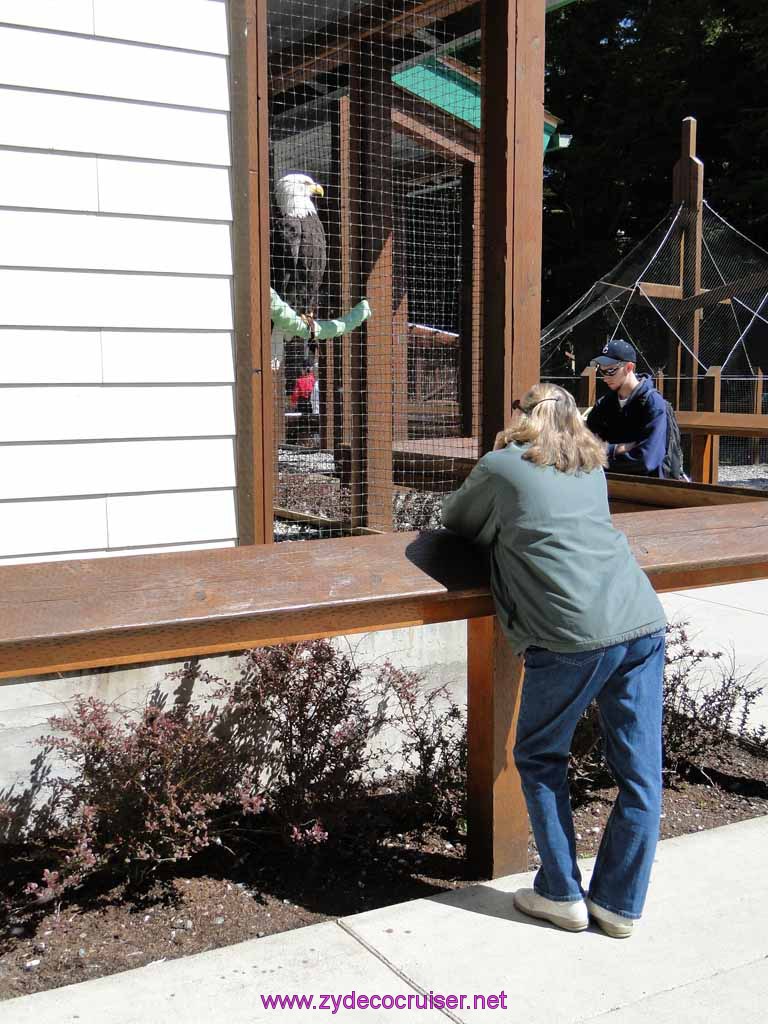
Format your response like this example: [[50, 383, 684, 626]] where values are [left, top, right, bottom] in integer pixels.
[[570, 621, 767, 789], [374, 662, 467, 824], [23, 695, 264, 896], [5, 642, 471, 902], [662, 622, 767, 772], [211, 640, 376, 836]]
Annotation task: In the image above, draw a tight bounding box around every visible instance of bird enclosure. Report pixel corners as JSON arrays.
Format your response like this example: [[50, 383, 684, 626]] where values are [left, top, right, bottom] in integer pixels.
[[267, 1, 499, 540]]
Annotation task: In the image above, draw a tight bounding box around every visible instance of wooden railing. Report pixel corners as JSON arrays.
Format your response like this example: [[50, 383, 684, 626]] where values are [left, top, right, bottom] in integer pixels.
[[2, 501, 768, 878]]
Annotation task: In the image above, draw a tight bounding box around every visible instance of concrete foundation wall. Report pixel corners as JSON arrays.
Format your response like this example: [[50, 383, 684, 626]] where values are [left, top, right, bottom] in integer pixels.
[[0, 620, 469, 795]]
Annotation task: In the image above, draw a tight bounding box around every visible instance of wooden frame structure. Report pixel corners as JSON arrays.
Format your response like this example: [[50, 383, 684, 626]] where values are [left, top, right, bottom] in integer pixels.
[[230, 0, 274, 545], [4, 1, 768, 887], [265, 0, 551, 531], [2, 498, 767, 878], [637, 118, 768, 415]]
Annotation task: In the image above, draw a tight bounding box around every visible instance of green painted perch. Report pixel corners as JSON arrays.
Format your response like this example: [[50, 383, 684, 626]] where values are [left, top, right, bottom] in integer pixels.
[[270, 288, 371, 340]]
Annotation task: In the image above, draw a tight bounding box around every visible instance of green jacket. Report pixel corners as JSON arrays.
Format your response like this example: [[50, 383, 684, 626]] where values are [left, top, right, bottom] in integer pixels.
[[441, 443, 666, 654]]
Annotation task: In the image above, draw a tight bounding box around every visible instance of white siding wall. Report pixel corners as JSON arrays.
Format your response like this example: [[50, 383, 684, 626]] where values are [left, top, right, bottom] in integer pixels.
[[0, 0, 238, 562]]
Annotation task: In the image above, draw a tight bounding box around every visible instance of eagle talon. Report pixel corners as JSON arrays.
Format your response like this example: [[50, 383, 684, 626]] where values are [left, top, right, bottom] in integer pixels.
[[300, 313, 319, 340]]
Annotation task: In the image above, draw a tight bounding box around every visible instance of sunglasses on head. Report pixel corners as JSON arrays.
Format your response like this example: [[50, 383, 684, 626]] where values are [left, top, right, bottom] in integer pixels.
[[512, 397, 561, 413]]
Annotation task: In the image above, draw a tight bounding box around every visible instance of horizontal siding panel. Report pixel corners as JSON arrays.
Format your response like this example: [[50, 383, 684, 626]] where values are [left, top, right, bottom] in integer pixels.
[[0, 26, 229, 110], [108, 490, 237, 547], [102, 332, 235, 383], [0, 151, 232, 220], [0, 1, 93, 34], [0, 330, 102, 382], [0, 270, 233, 329], [0, 386, 236, 442], [0, 89, 230, 164], [97, 160, 232, 220], [0, 211, 232, 274], [0, 540, 235, 566], [0, 150, 98, 211], [0, 438, 236, 500], [94, 0, 229, 55], [0, 497, 107, 557]]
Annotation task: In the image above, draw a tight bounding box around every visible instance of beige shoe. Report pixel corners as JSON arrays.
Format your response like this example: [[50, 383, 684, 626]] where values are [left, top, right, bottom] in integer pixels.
[[513, 888, 588, 932], [586, 898, 634, 938]]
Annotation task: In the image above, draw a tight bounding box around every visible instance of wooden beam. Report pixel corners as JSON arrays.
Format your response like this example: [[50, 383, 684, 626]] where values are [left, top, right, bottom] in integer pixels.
[[676, 410, 768, 438], [460, 161, 476, 436], [637, 282, 683, 301], [409, 324, 460, 346], [674, 270, 768, 317], [467, 615, 528, 877], [2, 504, 768, 683], [333, 96, 355, 452], [438, 53, 482, 84], [229, 0, 273, 545], [392, 87, 479, 161], [408, 399, 461, 416], [391, 106, 477, 164], [608, 473, 768, 510], [480, 0, 545, 453], [350, 43, 394, 530], [393, 180, 410, 444], [273, 506, 345, 529], [269, 0, 479, 96], [689, 366, 721, 483], [672, 117, 703, 411], [579, 365, 596, 408], [753, 370, 765, 465]]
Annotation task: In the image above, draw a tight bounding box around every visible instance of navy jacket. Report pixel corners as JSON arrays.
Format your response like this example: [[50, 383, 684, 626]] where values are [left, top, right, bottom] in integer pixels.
[[586, 374, 667, 477]]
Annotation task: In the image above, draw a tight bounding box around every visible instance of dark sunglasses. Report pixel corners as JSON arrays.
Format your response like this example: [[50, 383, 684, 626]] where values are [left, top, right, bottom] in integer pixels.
[[594, 362, 624, 377]]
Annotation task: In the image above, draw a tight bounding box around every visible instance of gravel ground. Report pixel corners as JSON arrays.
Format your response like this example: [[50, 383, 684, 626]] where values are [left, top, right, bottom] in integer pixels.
[[717, 464, 768, 490]]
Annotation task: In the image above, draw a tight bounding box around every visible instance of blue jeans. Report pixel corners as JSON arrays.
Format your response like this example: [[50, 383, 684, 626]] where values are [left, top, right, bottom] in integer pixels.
[[514, 630, 665, 919]]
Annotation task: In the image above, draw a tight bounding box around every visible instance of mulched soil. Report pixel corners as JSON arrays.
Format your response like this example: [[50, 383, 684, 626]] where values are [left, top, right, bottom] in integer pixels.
[[1, 738, 766, 1002]]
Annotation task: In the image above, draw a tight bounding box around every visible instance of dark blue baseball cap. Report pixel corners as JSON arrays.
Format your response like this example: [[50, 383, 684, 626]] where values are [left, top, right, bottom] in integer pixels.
[[591, 338, 637, 366]]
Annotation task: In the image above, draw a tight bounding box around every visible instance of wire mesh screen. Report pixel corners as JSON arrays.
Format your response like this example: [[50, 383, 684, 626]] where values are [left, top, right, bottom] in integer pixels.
[[267, 1, 483, 541]]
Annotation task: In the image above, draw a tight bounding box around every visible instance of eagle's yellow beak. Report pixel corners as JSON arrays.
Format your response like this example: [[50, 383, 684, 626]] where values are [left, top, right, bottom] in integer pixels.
[[311, 183, 325, 198]]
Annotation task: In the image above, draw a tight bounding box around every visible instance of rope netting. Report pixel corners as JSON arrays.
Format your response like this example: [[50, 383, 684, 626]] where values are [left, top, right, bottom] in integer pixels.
[[541, 201, 768, 382]]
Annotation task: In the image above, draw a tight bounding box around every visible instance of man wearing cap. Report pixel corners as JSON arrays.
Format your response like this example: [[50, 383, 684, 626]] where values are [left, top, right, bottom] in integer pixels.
[[585, 339, 668, 477]]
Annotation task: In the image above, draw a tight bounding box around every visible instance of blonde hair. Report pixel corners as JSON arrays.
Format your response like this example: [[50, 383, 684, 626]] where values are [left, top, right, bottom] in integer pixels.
[[502, 383, 607, 473]]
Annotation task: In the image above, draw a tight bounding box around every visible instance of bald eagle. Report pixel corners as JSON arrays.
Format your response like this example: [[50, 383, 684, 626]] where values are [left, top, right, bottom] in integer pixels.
[[272, 172, 327, 321]]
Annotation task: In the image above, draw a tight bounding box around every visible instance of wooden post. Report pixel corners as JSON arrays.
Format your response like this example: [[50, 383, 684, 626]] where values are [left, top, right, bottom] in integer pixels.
[[460, 162, 475, 438], [579, 365, 597, 409], [689, 366, 721, 483], [349, 44, 394, 531], [672, 117, 704, 412], [393, 182, 410, 444], [331, 95, 355, 457], [753, 370, 764, 465], [481, 0, 545, 454], [229, 0, 274, 545], [467, 616, 529, 878], [460, 160, 483, 440], [465, 0, 546, 879], [656, 369, 665, 402]]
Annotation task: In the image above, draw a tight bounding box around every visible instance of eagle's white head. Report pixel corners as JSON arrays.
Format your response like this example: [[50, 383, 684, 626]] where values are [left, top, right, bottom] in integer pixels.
[[274, 173, 324, 219]]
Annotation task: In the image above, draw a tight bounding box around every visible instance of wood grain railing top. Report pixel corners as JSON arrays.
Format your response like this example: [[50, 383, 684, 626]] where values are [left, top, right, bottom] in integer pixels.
[[675, 412, 768, 438], [1, 501, 767, 680]]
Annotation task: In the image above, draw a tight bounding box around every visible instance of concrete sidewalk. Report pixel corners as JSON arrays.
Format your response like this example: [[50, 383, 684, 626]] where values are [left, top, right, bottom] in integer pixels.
[[2, 815, 766, 1024]]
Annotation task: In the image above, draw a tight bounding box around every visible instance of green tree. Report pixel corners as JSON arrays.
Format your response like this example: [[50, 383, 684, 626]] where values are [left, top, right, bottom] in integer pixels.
[[543, 0, 768, 328]]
